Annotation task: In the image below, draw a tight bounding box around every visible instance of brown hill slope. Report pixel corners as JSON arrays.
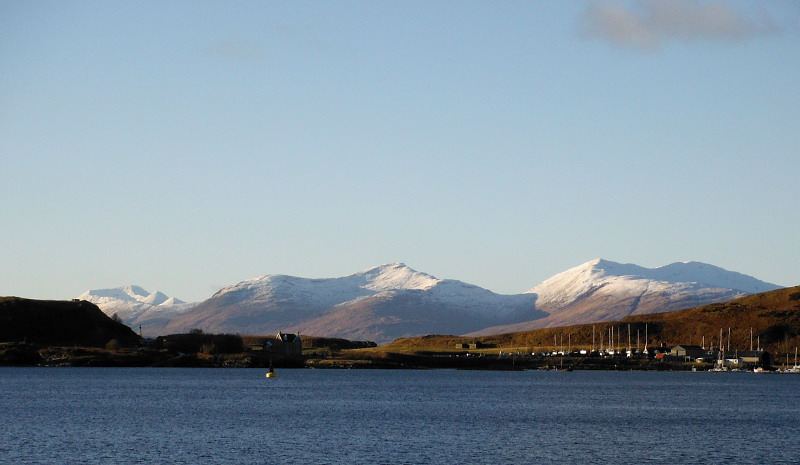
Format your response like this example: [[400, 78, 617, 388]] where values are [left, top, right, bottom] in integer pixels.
[[620, 285, 800, 353], [0, 297, 140, 347], [380, 286, 800, 354]]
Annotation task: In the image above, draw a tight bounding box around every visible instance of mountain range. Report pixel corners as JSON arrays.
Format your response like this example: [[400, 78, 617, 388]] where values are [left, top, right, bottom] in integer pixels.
[[78, 259, 782, 344], [76, 285, 194, 336], [466, 258, 777, 336]]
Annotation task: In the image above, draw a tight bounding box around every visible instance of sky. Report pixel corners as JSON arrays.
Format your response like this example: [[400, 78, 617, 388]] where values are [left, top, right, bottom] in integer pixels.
[[2, 0, 799, 302]]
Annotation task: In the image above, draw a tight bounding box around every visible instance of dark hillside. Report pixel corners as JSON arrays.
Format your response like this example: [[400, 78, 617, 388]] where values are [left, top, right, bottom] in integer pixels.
[[0, 297, 140, 347]]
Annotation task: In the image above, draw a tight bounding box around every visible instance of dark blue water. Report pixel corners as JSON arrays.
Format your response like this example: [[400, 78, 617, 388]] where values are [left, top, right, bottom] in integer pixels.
[[2, 368, 799, 464]]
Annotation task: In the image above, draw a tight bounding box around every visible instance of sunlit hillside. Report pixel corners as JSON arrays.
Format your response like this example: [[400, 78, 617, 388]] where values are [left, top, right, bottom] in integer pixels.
[[374, 286, 800, 355]]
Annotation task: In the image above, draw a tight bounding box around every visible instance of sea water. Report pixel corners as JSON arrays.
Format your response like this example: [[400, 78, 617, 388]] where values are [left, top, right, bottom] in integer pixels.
[[2, 368, 799, 464]]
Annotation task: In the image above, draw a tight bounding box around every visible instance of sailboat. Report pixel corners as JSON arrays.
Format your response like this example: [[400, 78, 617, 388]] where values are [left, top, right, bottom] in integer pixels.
[[710, 329, 727, 372], [785, 348, 800, 374]]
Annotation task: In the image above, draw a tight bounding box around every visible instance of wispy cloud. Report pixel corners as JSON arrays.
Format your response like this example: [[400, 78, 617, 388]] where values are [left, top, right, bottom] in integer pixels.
[[206, 38, 266, 61], [581, 0, 779, 51]]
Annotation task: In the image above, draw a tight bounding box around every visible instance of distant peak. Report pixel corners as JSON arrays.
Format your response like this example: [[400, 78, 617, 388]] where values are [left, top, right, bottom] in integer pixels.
[[354, 263, 439, 291], [577, 258, 625, 272], [79, 285, 185, 306], [574, 258, 609, 268], [664, 261, 714, 269], [122, 285, 150, 297], [533, 258, 780, 294], [143, 290, 169, 306], [363, 263, 412, 272]]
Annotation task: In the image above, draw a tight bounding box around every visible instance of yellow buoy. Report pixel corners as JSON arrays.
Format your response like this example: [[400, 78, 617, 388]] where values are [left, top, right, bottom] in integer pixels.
[[266, 358, 277, 378]]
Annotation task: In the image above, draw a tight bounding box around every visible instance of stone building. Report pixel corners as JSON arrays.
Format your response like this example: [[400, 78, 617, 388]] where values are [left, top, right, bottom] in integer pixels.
[[264, 332, 303, 358]]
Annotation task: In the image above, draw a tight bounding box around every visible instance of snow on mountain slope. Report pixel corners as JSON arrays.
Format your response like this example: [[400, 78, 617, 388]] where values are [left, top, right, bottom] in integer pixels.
[[204, 263, 438, 311], [561, 258, 781, 305], [78, 286, 194, 336], [203, 263, 522, 316], [161, 263, 541, 342], [527, 258, 777, 308], [80, 259, 781, 343], [81, 285, 150, 304], [467, 258, 782, 336], [141, 290, 170, 306], [354, 263, 441, 291], [643, 261, 776, 294]]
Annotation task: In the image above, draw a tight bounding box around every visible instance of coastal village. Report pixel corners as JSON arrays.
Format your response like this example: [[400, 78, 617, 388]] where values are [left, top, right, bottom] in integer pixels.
[[473, 325, 797, 372], [152, 329, 800, 372], [491, 343, 785, 372]]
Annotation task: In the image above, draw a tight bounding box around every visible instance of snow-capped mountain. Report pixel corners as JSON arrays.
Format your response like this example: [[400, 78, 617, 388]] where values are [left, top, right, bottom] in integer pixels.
[[466, 258, 781, 336], [77, 285, 195, 336], [160, 263, 542, 343], [80, 259, 782, 343]]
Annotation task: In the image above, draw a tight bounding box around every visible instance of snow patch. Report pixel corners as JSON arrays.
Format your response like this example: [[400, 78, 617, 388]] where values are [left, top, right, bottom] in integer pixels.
[[78, 285, 195, 335], [526, 258, 780, 311], [207, 263, 531, 319]]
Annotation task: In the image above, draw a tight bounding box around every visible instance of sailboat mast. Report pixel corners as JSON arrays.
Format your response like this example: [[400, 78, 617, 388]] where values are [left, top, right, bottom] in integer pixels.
[[727, 328, 731, 353], [644, 324, 648, 352]]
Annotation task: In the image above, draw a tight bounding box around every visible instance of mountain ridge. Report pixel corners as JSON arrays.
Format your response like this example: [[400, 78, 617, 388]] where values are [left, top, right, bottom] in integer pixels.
[[77, 285, 194, 335], [80, 259, 782, 343], [158, 263, 541, 341], [467, 258, 780, 336]]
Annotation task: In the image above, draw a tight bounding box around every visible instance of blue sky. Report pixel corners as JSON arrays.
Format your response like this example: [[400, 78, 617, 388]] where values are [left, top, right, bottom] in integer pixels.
[[2, 1, 799, 302]]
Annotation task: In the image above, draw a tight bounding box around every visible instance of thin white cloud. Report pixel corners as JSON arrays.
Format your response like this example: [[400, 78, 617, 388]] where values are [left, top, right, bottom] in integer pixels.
[[581, 0, 779, 50]]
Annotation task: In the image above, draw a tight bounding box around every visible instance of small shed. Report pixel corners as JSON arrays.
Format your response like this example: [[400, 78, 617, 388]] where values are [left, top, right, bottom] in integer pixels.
[[455, 341, 486, 350], [737, 350, 773, 367]]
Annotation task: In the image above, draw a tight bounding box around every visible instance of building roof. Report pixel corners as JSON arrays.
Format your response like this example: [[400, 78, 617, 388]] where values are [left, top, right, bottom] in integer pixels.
[[737, 350, 770, 357], [278, 332, 301, 343]]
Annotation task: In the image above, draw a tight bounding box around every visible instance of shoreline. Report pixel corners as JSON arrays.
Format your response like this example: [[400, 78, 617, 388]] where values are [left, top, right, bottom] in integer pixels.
[[0, 342, 769, 371]]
